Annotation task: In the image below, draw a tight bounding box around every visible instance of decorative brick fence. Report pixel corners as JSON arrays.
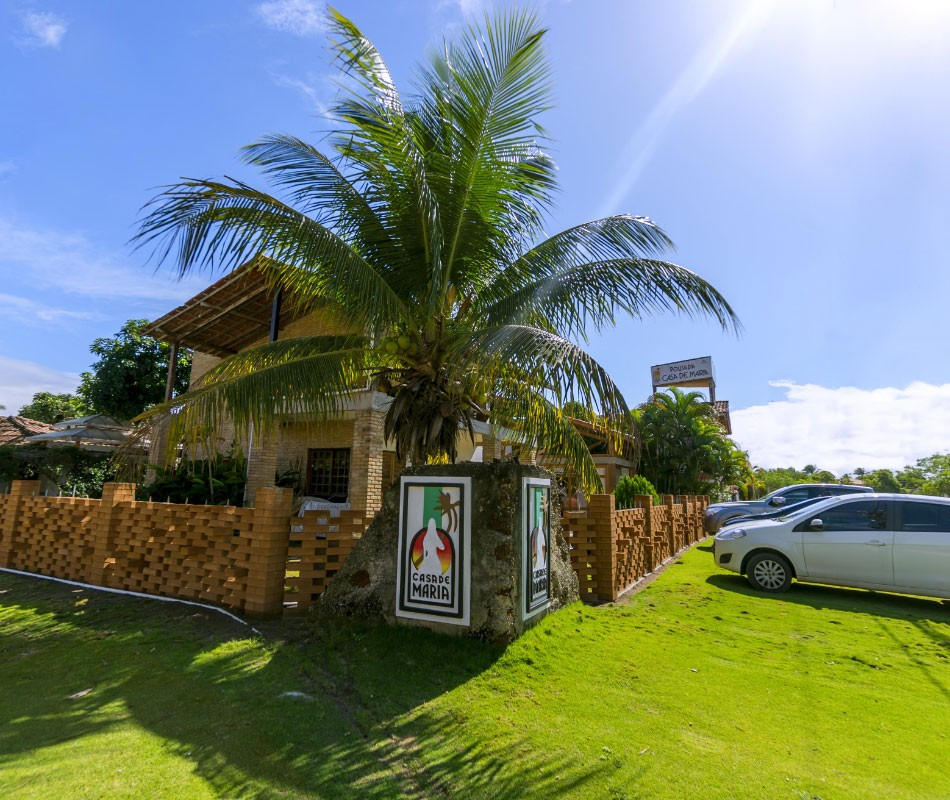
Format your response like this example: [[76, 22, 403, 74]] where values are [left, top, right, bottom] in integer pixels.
[[0, 480, 292, 617], [562, 493, 709, 603], [0, 480, 707, 617], [284, 508, 367, 614]]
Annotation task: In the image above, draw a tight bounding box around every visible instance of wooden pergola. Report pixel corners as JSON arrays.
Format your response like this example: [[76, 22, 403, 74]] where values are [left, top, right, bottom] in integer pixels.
[[143, 262, 308, 401]]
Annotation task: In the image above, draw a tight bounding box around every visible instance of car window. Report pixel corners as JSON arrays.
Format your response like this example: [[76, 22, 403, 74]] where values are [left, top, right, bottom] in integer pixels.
[[780, 487, 811, 503], [899, 501, 950, 533], [812, 500, 887, 531]]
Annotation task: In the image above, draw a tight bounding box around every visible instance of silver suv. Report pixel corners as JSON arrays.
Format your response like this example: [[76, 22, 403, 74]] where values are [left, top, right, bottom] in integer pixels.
[[704, 483, 873, 533]]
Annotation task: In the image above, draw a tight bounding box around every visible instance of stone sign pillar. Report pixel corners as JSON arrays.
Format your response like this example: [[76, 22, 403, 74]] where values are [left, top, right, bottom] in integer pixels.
[[322, 463, 578, 641]]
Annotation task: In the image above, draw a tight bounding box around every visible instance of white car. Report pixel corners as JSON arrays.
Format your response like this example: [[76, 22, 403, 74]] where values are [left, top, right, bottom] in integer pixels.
[[712, 493, 950, 599]]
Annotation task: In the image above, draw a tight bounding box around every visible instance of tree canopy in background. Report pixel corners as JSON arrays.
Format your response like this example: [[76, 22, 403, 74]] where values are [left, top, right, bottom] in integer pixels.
[[752, 454, 950, 497], [632, 388, 751, 497], [18, 392, 89, 423], [77, 319, 191, 421]]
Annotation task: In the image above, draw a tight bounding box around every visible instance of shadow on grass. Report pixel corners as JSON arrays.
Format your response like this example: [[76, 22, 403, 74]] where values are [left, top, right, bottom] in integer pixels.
[[707, 572, 950, 702], [0, 574, 600, 799], [705, 572, 950, 625]]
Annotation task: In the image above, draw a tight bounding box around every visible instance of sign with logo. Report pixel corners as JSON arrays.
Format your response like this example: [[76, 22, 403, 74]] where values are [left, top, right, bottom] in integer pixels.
[[650, 356, 714, 388], [522, 477, 552, 618], [395, 476, 471, 626]]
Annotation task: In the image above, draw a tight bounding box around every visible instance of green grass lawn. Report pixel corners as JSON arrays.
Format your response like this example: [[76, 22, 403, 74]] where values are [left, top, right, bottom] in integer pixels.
[[1, 546, 948, 799]]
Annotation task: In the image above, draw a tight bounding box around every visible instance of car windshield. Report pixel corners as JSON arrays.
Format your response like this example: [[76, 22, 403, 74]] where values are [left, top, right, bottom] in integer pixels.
[[776, 496, 837, 522], [766, 497, 823, 518]]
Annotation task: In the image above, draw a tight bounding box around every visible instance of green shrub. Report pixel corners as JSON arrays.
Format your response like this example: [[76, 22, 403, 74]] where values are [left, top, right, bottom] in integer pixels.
[[614, 474, 659, 509], [0, 444, 117, 498], [138, 454, 247, 506]]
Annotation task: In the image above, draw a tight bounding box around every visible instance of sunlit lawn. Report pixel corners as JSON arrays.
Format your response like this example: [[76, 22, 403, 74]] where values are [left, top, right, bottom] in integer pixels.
[[1, 546, 948, 799]]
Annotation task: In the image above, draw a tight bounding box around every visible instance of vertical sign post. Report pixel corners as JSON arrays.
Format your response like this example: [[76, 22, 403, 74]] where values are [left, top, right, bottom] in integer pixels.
[[522, 476, 552, 619], [395, 476, 472, 626]]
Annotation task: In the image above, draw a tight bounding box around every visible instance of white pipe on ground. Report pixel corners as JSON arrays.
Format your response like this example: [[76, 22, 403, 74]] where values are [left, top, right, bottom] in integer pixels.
[[0, 566, 261, 635]]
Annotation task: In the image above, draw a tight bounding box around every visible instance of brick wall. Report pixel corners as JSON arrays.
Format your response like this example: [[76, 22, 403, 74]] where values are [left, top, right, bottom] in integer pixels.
[[284, 508, 367, 614], [561, 493, 708, 603], [0, 480, 293, 617], [244, 411, 392, 512]]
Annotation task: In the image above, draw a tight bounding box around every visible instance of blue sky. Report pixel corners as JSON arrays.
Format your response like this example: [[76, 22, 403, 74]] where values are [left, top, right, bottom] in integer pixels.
[[1, 0, 949, 473]]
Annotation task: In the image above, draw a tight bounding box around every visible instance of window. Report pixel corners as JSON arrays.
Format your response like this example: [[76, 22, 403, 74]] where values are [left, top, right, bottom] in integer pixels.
[[899, 501, 950, 533], [809, 500, 887, 532], [306, 448, 350, 502], [780, 487, 811, 504]]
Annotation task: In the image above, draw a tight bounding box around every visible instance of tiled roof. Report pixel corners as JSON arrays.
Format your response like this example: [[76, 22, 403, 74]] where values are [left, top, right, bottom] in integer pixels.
[[712, 400, 732, 434], [0, 416, 57, 446]]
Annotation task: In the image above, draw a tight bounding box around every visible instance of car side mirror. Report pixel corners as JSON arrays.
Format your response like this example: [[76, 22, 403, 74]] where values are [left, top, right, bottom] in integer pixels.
[[808, 518, 823, 531], [769, 496, 787, 507]]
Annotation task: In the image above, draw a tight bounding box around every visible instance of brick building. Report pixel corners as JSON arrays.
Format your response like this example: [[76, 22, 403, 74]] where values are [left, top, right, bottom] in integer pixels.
[[143, 263, 513, 513]]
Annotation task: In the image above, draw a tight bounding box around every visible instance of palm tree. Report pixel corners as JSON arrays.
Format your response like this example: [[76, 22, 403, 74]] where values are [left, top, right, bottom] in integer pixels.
[[633, 388, 733, 494], [133, 9, 737, 493]]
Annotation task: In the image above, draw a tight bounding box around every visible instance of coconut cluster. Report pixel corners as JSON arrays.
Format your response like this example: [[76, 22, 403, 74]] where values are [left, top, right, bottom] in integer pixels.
[[381, 333, 418, 357]]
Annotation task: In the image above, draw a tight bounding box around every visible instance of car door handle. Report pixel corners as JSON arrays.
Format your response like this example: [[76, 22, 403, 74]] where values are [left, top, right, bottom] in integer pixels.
[[865, 540, 887, 547]]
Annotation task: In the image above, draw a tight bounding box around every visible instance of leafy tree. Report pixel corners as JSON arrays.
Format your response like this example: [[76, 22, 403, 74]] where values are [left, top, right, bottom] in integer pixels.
[[614, 474, 659, 508], [633, 388, 747, 496], [861, 468, 902, 493], [18, 392, 89, 423], [0, 445, 116, 497], [78, 319, 191, 421], [908, 454, 950, 496], [752, 456, 950, 498], [132, 10, 735, 492], [754, 465, 841, 494]]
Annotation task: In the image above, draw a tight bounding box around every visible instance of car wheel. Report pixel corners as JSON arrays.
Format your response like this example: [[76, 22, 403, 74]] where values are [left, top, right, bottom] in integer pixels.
[[745, 552, 793, 593]]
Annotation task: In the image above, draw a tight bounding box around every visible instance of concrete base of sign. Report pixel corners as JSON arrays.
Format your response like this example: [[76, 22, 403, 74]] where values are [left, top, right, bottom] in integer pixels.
[[321, 462, 579, 641]]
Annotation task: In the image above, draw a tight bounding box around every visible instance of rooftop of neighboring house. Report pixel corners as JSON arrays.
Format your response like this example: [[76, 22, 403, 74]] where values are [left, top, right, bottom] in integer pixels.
[[25, 415, 133, 449], [0, 416, 56, 447], [713, 400, 732, 434]]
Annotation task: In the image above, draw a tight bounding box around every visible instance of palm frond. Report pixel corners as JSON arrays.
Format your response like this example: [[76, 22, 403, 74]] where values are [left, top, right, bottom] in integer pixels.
[[481, 256, 739, 339], [136, 336, 368, 464], [489, 385, 603, 494], [240, 135, 394, 251], [415, 8, 555, 308], [326, 9, 442, 297], [133, 178, 406, 330], [473, 214, 673, 307], [471, 324, 629, 420]]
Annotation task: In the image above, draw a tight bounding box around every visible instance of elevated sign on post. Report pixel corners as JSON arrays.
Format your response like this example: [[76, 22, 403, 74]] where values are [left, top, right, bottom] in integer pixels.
[[650, 356, 716, 402]]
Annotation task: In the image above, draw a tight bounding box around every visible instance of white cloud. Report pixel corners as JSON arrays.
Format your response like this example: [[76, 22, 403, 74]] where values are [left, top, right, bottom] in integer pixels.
[[256, 0, 324, 36], [0, 160, 16, 179], [271, 72, 330, 115], [18, 11, 68, 48], [0, 293, 99, 326], [0, 355, 79, 414], [731, 380, 950, 475], [0, 217, 207, 306]]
